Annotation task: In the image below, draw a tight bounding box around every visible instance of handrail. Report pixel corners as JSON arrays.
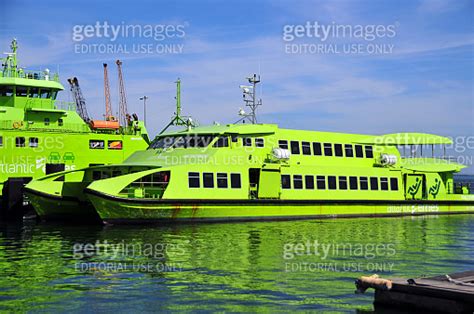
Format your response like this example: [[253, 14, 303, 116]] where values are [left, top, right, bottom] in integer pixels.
[[0, 69, 60, 82]]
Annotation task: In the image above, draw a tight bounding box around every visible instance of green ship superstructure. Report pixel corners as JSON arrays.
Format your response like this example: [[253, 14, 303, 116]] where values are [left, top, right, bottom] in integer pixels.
[[0, 39, 149, 218], [25, 75, 474, 223]]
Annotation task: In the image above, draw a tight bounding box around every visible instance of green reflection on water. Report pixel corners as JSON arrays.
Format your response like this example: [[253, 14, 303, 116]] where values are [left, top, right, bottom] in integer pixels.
[[0, 214, 473, 312]]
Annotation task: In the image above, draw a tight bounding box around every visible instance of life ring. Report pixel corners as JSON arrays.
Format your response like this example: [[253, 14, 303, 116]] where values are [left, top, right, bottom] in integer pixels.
[[12, 121, 22, 129]]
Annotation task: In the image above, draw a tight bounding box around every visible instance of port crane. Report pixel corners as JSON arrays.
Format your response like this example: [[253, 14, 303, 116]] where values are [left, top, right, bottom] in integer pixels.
[[67, 77, 90, 123], [102, 63, 115, 121], [116, 60, 130, 127]]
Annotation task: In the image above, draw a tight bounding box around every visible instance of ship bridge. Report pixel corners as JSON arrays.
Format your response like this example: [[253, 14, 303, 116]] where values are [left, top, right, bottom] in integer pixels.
[[0, 39, 67, 111]]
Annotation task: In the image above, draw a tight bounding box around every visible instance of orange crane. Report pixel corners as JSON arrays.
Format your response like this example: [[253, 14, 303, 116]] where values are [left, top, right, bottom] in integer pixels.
[[89, 63, 120, 130], [103, 63, 116, 121], [116, 60, 130, 127]]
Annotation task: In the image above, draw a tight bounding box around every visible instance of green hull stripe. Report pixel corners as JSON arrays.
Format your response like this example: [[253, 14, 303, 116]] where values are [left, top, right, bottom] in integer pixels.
[[102, 211, 474, 225], [84, 188, 474, 206]]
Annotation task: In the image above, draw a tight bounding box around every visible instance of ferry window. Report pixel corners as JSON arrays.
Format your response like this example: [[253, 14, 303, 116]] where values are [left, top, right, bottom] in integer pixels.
[[29, 87, 39, 98], [231, 173, 242, 188], [231, 135, 238, 143], [255, 138, 265, 148], [40, 89, 51, 99], [92, 171, 102, 180], [108, 140, 123, 150], [44, 118, 50, 126], [349, 176, 358, 190], [16, 86, 28, 97], [316, 176, 326, 189], [214, 136, 229, 148], [150, 136, 174, 149], [334, 144, 343, 157], [112, 171, 122, 177], [173, 137, 186, 148], [29, 137, 39, 148], [305, 175, 314, 189], [345, 144, 354, 157], [203, 173, 214, 188], [313, 142, 322, 155], [281, 175, 291, 189], [243, 137, 252, 146], [290, 141, 300, 154], [370, 177, 379, 191], [183, 135, 210, 148], [51, 90, 58, 100], [15, 137, 25, 147], [186, 136, 216, 149], [188, 172, 200, 188], [365, 146, 374, 158], [328, 176, 337, 190], [302, 141, 311, 155], [293, 175, 303, 189], [217, 173, 228, 188], [58, 118, 64, 126], [0, 86, 14, 97], [324, 143, 333, 156], [89, 140, 105, 149], [339, 176, 348, 190], [360, 177, 368, 190], [0, 136, 2, 147], [355, 145, 364, 158], [380, 177, 389, 191], [278, 140, 288, 149], [390, 178, 399, 191]]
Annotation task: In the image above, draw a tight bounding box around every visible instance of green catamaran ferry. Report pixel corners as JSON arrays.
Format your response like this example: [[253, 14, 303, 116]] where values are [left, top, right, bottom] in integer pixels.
[[25, 75, 474, 223], [0, 39, 149, 218]]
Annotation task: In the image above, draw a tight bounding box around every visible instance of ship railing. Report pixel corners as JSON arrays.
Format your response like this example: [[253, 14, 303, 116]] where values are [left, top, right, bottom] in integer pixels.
[[0, 120, 16, 129], [0, 118, 90, 132], [23, 99, 76, 112], [0, 69, 60, 82], [54, 100, 76, 111]]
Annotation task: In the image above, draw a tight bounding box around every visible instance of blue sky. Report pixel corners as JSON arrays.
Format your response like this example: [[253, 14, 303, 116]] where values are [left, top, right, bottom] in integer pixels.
[[1, 0, 473, 170]]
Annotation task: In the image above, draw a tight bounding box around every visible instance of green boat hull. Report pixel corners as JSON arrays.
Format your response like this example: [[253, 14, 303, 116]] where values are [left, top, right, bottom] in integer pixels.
[[26, 189, 99, 222], [86, 190, 474, 224]]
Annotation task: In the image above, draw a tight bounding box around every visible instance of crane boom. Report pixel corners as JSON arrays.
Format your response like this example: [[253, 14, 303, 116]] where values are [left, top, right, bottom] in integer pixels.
[[67, 77, 90, 122], [103, 63, 114, 121], [116, 60, 129, 126]]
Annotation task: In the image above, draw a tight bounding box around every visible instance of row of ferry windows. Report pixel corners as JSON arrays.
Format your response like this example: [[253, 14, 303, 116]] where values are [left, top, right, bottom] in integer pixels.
[[279, 140, 374, 158], [150, 135, 265, 149], [0, 86, 58, 99], [188, 172, 242, 189], [0, 136, 39, 148], [281, 174, 398, 191]]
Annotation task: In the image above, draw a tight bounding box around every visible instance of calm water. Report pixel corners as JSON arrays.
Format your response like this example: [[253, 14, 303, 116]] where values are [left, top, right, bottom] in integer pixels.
[[0, 214, 473, 312]]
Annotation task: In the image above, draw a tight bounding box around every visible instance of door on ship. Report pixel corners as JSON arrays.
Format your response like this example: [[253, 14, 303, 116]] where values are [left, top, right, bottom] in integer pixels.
[[257, 165, 281, 199], [404, 174, 426, 200], [248, 168, 260, 199]]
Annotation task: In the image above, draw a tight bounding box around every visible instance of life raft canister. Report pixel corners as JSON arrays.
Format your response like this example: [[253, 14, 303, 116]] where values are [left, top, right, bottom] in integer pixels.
[[12, 121, 23, 129]]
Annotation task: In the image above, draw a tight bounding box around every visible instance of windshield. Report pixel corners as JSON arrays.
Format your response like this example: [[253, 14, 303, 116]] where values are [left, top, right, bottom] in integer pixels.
[[149, 135, 215, 149]]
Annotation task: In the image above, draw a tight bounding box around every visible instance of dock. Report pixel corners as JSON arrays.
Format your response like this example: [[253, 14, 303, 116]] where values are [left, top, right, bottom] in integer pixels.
[[355, 271, 474, 313]]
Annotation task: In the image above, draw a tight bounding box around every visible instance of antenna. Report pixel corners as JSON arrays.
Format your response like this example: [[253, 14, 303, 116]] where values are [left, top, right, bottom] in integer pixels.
[[158, 78, 196, 134], [235, 74, 262, 124]]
